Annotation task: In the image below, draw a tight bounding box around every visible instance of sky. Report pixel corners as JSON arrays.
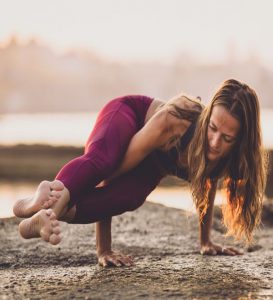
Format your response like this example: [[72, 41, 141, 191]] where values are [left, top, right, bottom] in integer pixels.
[[0, 0, 273, 66]]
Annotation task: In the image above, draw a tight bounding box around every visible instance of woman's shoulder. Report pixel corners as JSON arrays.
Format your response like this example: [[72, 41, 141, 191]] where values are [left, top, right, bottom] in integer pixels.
[[154, 105, 192, 138], [121, 94, 154, 102], [144, 98, 165, 123], [170, 95, 204, 112]]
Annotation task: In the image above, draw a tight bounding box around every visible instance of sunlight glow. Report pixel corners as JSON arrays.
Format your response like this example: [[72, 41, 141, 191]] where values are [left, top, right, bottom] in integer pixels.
[[1, 0, 273, 65]]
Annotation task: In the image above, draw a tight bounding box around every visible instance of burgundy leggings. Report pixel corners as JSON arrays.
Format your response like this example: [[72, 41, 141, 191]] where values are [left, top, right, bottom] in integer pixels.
[[56, 96, 163, 224]]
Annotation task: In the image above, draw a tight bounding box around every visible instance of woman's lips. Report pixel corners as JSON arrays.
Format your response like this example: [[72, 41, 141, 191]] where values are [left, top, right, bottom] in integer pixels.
[[209, 147, 220, 154]]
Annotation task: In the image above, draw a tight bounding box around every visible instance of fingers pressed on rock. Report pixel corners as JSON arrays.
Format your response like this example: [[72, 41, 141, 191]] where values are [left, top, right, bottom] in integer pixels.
[[124, 258, 133, 265], [102, 260, 108, 267], [123, 256, 134, 266], [98, 256, 107, 267], [105, 256, 120, 267], [201, 248, 215, 256], [99, 253, 134, 267], [207, 248, 217, 255], [125, 260, 134, 267], [116, 258, 127, 266], [111, 257, 122, 267], [229, 248, 244, 255], [113, 254, 133, 266], [222, 249, 235, 256]]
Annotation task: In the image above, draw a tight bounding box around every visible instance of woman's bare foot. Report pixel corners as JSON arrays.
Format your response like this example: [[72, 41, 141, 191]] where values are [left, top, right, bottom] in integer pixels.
[[13, 180, 64, 218], [19, 209, 61, 245]]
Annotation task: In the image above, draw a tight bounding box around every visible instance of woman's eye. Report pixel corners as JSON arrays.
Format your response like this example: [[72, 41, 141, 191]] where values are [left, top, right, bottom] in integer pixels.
[[209, 125, 217, 131], [224, 137, 233, 143]]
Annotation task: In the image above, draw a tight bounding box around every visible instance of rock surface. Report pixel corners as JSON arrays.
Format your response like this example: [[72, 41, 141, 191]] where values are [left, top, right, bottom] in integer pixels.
[[1, 202, 273, 300]]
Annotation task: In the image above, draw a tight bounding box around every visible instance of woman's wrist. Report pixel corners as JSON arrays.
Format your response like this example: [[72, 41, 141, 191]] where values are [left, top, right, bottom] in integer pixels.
[[95, 218, 112, 257], [97, 247, 112, 257], [200, 238, 211, 247]]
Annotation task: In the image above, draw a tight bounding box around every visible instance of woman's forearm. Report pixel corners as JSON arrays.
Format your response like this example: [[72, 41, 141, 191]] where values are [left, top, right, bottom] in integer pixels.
[[107, 110, 170, 182], [96, 217, 135, 266], [96, 217, 112, 256], [199, 182, 217, 246]]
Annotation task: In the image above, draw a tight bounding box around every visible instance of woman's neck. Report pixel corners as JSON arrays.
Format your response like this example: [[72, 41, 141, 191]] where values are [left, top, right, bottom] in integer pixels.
[[144, 99, 165, 124], [206, 158, 228, 179], [206, 160, 218, 173]]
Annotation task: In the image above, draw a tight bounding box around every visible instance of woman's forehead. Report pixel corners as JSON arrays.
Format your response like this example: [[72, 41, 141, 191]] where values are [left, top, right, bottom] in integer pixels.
[[210, 105, 241, 136]]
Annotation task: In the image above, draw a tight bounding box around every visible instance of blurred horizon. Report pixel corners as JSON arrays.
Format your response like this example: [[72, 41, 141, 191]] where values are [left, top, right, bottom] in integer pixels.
[[0, 34, 273, 115], [1, 0, 273, 67], [0, 31, 269, 68], [1, 0, 273, 114]]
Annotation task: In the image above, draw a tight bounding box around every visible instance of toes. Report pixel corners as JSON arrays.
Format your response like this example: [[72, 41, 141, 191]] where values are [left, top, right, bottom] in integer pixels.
[[50, 191, 61, 199], [45, 209, 57, 220], [49, 213, 57, 221], [52, 226, 61, 234], [46, 196, 57, 205], [40, 228, 51, 242], [46, 200, 53, 207], [42, 196, 56, 209], [46, 199, 55, 208], [40, 180, 50, 187], [38, 181, 51, 193], [46, 208, 53, 216], [50, 180, 64, 191], [45, 209, 58, 221], [49, 234, 61, 245], [52, 220, 59, 227], [42, 201, 50, 209]]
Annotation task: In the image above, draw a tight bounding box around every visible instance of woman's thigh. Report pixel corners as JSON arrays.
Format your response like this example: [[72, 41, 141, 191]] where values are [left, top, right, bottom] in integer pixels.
[[56, 99, 140, 201], [71, 159, 163, 224]]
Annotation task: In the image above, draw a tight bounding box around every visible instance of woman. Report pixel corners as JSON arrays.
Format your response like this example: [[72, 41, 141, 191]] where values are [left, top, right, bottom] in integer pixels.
[[13, 79, 267, 267]]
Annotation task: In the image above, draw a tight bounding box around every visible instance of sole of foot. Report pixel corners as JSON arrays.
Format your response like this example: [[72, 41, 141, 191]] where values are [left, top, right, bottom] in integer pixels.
[[19, 209, 61, 245], [13, 180, 64, 218]]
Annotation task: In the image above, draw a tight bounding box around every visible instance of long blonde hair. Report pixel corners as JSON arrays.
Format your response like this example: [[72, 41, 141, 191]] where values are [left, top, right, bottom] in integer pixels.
[[188, 79, 268, 243]]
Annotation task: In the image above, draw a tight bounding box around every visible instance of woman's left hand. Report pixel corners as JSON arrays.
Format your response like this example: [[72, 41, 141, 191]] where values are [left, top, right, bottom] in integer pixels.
[[96, 179, 110, 188], [98, 250, 134, 267], [200, 241, 243, 256]]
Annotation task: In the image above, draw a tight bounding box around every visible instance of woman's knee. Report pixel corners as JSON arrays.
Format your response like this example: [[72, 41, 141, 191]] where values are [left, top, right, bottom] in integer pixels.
[[126, 192, 147, 211], [60, 206, 76, 223]]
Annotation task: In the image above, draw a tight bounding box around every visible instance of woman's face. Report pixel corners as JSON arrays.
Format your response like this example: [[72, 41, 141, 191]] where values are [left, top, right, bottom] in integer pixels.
[[207, 105, 241, 162]]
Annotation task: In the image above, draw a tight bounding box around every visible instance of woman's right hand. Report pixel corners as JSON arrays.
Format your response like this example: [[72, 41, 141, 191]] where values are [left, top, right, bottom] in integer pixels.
[[200, 241, 243, 256], [98, 250, 134, 267]]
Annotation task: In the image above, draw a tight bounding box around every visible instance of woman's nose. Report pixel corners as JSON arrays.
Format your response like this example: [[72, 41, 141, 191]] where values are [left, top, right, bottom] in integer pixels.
[[211, 134, 221, 148]]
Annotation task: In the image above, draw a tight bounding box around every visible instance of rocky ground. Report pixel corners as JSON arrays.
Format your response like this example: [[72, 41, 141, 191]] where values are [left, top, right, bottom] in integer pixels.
[[1, 202, 273, 300]]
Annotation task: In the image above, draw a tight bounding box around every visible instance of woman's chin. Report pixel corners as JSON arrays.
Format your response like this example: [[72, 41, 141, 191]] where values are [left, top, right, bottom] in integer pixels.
[[207, 153, 220, 162]]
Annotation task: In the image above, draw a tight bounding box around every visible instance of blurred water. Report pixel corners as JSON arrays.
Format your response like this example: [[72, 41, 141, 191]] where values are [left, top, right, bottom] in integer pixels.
[[0, 109, 271, 218], [0, 183, 225, 218], [0, 113, 97, 146], [0, 109, 272, 148]]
